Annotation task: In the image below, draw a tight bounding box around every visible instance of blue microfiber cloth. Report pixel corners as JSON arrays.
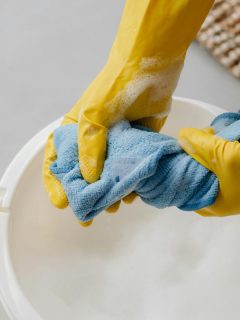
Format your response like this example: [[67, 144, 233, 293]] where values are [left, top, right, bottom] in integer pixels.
[[50, 113, 240, 222]]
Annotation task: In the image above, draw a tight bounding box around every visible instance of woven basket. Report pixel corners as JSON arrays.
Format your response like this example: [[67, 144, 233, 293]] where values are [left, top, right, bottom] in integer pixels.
[[197, 0, 240, 79]]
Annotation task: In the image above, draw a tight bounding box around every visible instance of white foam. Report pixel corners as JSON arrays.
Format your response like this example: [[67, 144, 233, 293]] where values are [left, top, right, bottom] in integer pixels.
[[105, 54, 184, 124]]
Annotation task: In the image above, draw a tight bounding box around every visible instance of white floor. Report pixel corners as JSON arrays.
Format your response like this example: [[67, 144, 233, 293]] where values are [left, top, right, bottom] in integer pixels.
[[0, 1, 240, 319]]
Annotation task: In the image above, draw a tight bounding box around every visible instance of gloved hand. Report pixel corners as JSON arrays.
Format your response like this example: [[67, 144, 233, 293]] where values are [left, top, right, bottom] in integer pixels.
[[178, 126, 240, 217], [43, 107, 142, 227], [43, 0, 215, 225], [77, 0, 215, 184]]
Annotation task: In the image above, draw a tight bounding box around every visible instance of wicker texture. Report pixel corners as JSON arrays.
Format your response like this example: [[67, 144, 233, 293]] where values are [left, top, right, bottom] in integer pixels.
[[197, 0, 240, 79]]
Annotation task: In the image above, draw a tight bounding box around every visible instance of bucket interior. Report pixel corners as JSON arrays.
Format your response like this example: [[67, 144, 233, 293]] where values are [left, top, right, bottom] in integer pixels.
[[8, 100, 240, 320]]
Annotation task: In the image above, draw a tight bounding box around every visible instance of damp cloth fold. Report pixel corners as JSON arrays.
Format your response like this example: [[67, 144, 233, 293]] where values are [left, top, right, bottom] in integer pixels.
[[50, 112, 240, 222]]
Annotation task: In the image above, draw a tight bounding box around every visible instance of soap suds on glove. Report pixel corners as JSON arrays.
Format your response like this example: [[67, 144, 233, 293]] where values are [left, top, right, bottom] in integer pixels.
[[105, 55, 184, 123]]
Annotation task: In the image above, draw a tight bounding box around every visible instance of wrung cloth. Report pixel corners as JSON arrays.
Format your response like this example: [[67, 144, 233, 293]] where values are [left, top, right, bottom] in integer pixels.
[[50, 113, 240, 222]]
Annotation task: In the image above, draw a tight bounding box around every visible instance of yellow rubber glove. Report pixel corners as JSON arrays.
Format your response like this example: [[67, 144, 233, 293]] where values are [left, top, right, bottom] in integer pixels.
[[178, 127, 240, 217], [43, 110, 141, 226], [43, 0, 214, 225], [77, 0, 215, 183]]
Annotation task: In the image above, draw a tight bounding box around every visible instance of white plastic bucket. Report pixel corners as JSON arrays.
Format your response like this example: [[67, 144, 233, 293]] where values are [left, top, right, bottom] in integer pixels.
[[1, 97, 240, 320]]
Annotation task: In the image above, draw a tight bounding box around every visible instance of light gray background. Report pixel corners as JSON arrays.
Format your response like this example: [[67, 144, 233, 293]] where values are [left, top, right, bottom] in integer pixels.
[[0, 1, 240, 319]]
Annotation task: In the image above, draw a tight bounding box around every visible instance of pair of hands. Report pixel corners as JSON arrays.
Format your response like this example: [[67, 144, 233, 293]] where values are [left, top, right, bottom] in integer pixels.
[[43, 0, 240, 223], [44, 105, 240, 222]]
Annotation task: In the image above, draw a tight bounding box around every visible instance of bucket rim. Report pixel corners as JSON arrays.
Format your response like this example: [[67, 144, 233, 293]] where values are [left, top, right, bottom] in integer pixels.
[[0, 97, 226, 320]]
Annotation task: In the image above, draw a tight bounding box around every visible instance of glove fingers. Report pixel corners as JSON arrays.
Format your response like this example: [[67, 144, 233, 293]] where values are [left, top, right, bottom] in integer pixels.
[[106, 200, 121, 214], [202, 127, 215, 135], [79, 220, 93, 227], [178, 127, 219, 172], [123, 192, 137, 204], [105, 192, 137, 215], [78, 115, 107, 183], [196, 208, 214, 217], [43, 132, 69, 209], [137, 116, 167, 132]]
